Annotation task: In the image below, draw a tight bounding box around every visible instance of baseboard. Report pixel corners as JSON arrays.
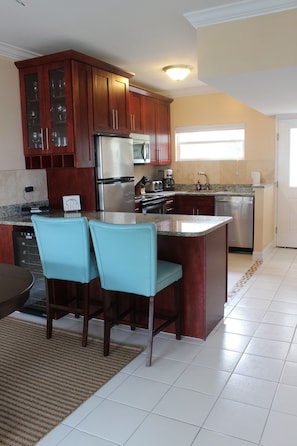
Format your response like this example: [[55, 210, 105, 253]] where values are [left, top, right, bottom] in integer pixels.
[[253, 240, 276, 262]]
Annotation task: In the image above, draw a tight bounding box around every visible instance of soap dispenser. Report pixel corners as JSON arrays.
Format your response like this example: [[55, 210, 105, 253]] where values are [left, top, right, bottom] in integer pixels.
[[196, 180, 201, 191]]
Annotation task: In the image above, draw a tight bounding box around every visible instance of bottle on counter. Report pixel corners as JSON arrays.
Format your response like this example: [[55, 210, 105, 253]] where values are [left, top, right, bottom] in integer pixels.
[[196, 180, 201, 191]]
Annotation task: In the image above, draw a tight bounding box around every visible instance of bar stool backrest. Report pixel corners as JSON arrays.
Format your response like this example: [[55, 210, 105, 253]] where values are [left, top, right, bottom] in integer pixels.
[[31, 215, 96, 284], [89, 220, 158, 297]]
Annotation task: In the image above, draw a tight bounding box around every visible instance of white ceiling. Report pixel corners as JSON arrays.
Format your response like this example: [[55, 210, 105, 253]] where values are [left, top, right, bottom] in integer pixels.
[[0, 0, 296, 116]]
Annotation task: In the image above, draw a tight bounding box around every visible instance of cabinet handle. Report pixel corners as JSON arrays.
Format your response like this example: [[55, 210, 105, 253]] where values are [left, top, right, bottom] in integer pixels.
[[115, 109, 119, 129], [40, 128, 45, 151], [130, 114, 135, 131], [112, 109, 119, 129], [45, 128, 49, 151], [112, 110, 115, 129], [112, 109, 116, 129]]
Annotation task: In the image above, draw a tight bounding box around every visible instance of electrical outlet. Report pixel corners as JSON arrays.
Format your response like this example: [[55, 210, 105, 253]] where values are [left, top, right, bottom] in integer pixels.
[[24, 185, 34, 193]]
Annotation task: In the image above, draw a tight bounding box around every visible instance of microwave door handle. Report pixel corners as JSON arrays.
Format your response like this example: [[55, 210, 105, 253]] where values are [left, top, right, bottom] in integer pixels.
[[141, 142, 147, 162]]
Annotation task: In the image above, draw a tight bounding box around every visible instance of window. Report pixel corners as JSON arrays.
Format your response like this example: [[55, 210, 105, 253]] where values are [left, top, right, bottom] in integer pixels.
[[175, 125, 245, 161]]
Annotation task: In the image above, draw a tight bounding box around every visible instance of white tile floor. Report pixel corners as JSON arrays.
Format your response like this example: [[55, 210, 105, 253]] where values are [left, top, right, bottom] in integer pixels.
[[12, 248, 297, 445]]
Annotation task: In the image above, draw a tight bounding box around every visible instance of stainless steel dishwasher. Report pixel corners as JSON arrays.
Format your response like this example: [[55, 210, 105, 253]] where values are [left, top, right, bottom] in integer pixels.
[[215, 195, 254, 252]]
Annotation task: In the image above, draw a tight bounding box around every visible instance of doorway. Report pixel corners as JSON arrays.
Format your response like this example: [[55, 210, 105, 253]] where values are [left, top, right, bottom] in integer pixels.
[[276, 118, 297, 248]]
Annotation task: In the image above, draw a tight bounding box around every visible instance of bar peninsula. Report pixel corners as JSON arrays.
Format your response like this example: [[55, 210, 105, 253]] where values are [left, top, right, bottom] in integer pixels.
[[2, 211, 231, 340]]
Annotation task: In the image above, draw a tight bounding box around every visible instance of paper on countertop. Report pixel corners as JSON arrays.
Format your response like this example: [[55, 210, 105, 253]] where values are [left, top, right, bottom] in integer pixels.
[[62, 195, 81, 212]]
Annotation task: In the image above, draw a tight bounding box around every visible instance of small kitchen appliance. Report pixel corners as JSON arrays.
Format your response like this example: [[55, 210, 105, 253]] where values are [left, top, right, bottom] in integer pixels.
[[131, 133, 150, 164], [145, 180, 163, 193], [162, 169, 175, 191]]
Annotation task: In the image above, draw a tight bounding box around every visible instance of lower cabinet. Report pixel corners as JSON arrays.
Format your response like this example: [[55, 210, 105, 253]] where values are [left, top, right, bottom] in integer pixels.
[[0, 224, 14, 264], [175, 195, 215, 216]]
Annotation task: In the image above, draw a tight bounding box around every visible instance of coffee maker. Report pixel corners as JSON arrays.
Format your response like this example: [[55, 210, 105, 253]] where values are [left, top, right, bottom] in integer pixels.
[[162, 169, 175, 191]]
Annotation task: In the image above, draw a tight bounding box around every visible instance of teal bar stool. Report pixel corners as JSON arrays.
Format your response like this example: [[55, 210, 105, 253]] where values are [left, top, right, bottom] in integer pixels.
[[89, 220, 183, 366], [31, 215, 103, 347]]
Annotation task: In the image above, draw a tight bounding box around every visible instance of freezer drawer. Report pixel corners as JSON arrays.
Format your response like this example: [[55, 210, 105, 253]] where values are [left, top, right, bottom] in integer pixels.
[[215, 195, 254, 252], [96, 180, 135, 212]]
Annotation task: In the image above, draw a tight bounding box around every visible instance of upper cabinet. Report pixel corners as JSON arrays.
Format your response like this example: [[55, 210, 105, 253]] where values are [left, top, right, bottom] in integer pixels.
[[17, 60, 76, 168], [129, 85, 172, 165], [92, 68, 130, 135], [129, 90, 144, 133], [16, 50, 133, 169]]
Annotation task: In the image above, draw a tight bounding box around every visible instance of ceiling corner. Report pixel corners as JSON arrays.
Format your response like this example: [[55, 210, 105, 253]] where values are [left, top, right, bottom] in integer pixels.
[[184, 0, 297, 29]]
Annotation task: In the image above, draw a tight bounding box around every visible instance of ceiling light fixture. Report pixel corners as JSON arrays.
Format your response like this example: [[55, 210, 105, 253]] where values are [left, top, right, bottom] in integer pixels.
[[162, 65, 192, 81]]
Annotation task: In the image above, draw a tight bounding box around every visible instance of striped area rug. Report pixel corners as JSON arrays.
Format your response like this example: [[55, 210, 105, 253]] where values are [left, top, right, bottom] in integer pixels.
[[0, 317, 142, 446]]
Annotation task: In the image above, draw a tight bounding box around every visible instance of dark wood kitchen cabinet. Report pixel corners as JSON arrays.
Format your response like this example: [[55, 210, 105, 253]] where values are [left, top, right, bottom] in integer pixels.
[[0, 225, 14, 264], [92, 67, 130, 135], [16, 55, 94, 169], [143, 95, 172, 165], [16, 50, 133, 170], [129, 85, 172, 165], [175, 195, 215, 216], [129, 90, 144, 133]]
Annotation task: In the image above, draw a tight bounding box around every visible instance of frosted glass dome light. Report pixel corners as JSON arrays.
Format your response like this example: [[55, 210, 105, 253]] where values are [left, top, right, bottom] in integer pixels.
[[163, 65, 191, 81]]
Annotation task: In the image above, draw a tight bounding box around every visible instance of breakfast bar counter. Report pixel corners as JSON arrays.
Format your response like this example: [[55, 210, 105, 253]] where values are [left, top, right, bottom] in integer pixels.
[[0, 211, 231, 339]]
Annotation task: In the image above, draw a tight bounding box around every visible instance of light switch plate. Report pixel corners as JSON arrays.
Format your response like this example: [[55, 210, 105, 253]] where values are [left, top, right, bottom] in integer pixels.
[[62, 195, 81, 212]]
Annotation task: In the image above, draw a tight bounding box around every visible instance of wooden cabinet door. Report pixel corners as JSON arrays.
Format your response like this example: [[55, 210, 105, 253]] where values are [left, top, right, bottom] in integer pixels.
[[92, 68, 110, 133], [92, 68, 130, 135], [0, 225, 14, 264], [176, 195, 215, 215], [143, 96, 157, 163], [156, 99, 171, 164], [18, 60, 76, 168], [111, 73, 130, 134], [18, 65, 46, 155], [43, 60, 74, 154], [71, 61, 94, 167], [129, 91, 144, 133], [142, 96, 171, 165]]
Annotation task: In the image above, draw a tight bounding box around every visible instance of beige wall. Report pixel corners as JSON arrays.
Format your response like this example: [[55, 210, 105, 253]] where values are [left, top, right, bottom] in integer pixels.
[[0, 56, 24, 170], [169, 93, 276, 186], [253, 185, 275, 258], [197, 10, 297, 79], [0, 56, 48, 205]]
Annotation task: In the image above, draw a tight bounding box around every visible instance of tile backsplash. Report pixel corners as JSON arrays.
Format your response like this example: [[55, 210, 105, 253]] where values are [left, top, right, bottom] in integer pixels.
[[0, 169, 48, 207]]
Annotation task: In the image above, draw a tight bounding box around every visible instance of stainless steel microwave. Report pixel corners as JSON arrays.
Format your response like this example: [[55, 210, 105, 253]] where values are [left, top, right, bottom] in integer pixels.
[[131, 133, 150, 164]]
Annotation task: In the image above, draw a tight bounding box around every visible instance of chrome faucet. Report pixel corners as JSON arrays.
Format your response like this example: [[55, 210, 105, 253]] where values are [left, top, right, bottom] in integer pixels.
[[197, 172, 210, 190]]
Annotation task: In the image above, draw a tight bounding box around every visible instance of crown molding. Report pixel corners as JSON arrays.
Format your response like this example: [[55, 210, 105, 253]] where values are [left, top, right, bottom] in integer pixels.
[[0, 41, 41, 60], [185, 0, 297, 29]]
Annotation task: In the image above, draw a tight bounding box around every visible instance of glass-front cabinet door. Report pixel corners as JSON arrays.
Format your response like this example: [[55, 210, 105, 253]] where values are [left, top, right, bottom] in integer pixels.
[[23, 68, 43, 152], [22, 63, 72, 155], [48, 66, 69, 150]]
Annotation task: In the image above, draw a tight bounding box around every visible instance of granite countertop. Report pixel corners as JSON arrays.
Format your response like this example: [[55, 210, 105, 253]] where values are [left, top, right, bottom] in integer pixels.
[[0, 210, 232, 237]]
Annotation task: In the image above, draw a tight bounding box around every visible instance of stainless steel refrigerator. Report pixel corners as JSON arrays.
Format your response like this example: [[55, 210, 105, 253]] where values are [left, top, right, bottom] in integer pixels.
[[94, 135, 135, 212]]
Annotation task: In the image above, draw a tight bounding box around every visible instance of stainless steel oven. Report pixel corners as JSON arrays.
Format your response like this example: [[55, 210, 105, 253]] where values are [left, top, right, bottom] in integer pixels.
[[136, 194, 167, 214]]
